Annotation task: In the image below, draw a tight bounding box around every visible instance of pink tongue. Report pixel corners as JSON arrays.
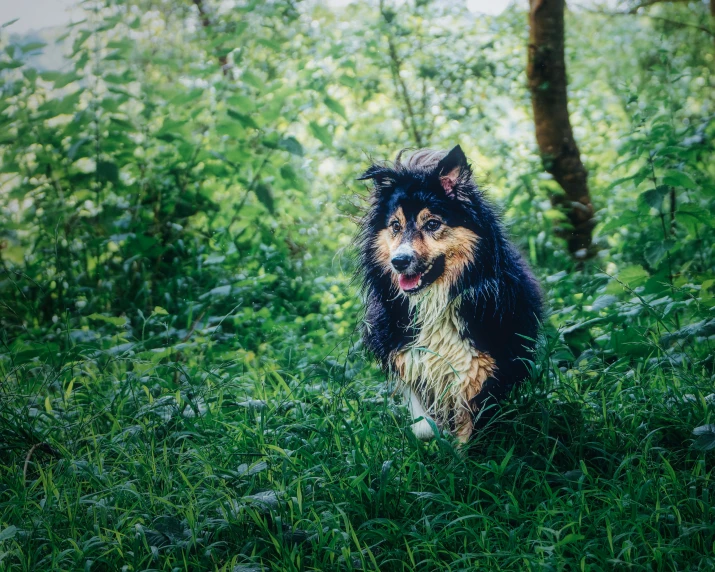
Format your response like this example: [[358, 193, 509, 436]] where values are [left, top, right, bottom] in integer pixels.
[[399, 273, 422, 291]]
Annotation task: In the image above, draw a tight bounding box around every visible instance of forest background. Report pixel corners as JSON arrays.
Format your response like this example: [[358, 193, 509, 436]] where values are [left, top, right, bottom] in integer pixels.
[[0, 0, 714, 570]]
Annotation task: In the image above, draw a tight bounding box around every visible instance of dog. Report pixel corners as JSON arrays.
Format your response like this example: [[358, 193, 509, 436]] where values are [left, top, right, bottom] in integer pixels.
[[357, 145, 542, 444]]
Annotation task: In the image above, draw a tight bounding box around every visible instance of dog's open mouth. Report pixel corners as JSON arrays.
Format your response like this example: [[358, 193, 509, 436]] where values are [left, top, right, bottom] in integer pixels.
[[398, 273, 423, 292], [397, 256, 445, 294]]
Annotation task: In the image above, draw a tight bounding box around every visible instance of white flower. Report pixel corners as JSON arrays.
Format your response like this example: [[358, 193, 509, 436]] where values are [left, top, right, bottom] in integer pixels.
[[74, 157, 96, 174]]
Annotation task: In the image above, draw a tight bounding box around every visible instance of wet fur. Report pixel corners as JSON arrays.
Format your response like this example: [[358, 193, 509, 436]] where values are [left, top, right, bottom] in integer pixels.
[[357, 146, 543, 442]]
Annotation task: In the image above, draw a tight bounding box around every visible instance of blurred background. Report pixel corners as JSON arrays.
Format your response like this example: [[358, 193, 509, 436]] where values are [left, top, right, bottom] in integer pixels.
[[0, 1, 713, 570]]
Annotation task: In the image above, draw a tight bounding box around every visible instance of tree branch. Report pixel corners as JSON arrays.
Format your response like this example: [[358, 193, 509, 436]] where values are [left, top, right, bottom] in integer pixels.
[[584, 4, 715, 38], [380, 1, 424, 148], [626, 0, 692, 14], [192, 0, 230, 75], [581, 0, 715, 38]]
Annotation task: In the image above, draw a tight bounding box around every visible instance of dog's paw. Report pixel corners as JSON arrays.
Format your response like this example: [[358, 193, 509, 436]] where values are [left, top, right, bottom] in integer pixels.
[[411, 418, 437, 441]]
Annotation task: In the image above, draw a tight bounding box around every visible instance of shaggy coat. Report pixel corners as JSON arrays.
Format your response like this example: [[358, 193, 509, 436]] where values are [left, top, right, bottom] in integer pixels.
[[357, 145, 542, 443]]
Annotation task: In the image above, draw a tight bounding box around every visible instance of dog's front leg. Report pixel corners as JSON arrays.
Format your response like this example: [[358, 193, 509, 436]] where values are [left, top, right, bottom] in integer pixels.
[[401, 385, 437, 440], [453, 407, 474, 444], [454, 351, 498, 445]]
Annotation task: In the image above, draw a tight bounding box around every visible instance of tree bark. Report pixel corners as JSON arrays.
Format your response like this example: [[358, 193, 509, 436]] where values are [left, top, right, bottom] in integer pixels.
[[527, 0, 595, 257]]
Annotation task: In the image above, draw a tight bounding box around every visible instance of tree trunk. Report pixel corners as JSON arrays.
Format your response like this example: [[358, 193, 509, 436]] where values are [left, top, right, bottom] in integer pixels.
[[527, 0, 595, 257]]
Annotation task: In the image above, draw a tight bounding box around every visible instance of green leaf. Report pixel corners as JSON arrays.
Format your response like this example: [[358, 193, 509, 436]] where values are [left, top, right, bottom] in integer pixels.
[[39, 71, 80, 88], [39, 90, 83, 114], [339, 74, 358, 88], [241, 71, 264, 90], [1, 18, 19, 29], [97, 161, 119, 185], [257, 38, 282, 51], [226, 95, 255, 112], [254, 182, 275, 213], [309, 121, 332, 147], [72, 30, 91, 55], [216, 121, 245, 139], [591, 295, 618, 312], [638, 185, 669, 211], [153, 306, 169, 315], [75, 50, 89, 70], [0, 525, 17, 542], [555, 533, 586, 547], [67, 137, 90, 161], [227, 109, 259, 129], [19, 42, 46, 54], [278, 136, 303, 156], [380, 459, 393, 488], [324, 96, 346, 119], [543, 209, 567, 222], [170, 89, 203, 105], [604, 175, 635, 192], [107, 38, 134, 51], [644, 239, 674, 268], [280, 164, 297, 182], [701, 279, 715, 300], [103, 50, 126, 62], [0, 60, 23, 71], [606, 265, 650, 294], [693, 425, 715, 452], [127, 234, 161, 257], [88, 313, 127, 327], [619, 265, 649, 285], [632, 166, 650, 189], [662, 170, 697, 190]]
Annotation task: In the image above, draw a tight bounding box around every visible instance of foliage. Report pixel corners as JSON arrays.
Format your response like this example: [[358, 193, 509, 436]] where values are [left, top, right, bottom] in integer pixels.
[[0, 0, 713, 570]]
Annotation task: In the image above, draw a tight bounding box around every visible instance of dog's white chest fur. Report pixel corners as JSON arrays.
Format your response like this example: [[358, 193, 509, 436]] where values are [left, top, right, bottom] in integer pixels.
[[395, 287, 495, 424]]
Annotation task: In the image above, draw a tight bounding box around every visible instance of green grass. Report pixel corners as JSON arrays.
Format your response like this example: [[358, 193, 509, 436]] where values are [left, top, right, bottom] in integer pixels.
[[1, 322, 714, 571]]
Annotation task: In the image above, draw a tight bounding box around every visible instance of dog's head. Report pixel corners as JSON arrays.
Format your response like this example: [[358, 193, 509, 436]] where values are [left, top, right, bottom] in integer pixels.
[[359, 145, 482, 295]]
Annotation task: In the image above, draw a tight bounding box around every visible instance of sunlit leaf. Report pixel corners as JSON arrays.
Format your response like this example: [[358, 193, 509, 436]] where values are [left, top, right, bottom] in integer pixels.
[[39, 71, 80, 88], [241, 71, 264, 90], [309, 121, 332, 147], [88, 313, 127, 327], [324, 96, 347, 119], [663, 171, 697, 190]]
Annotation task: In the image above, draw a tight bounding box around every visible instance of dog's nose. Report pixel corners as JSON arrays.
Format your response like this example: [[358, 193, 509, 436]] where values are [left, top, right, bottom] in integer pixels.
[[391, 254, 414, 272]]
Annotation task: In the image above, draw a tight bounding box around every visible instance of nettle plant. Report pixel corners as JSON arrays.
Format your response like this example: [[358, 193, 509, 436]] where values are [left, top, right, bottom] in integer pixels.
[[553, 44, 715, 365], [0, 1, 346, 353]]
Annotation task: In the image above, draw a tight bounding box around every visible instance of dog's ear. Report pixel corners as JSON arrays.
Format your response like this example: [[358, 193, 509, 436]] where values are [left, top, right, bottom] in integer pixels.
[[436, 145, 469, 198], [357, 165, 394, 193]]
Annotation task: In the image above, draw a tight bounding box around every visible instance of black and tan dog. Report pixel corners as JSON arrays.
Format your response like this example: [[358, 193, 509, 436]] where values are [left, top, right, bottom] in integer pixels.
[[357, 146, 542, 443]]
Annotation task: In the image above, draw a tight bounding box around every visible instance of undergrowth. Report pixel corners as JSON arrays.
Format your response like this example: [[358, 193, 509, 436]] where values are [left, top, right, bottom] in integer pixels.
[[1, 270, 714, 570]]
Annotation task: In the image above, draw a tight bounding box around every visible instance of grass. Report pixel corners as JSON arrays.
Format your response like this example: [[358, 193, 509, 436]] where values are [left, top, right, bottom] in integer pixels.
[[1, 316, 714, 572]]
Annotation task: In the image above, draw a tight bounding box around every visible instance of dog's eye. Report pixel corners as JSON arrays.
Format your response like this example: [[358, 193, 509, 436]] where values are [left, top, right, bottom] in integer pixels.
[[390, 220, 402, 233], [424, 219, 442, 232]]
